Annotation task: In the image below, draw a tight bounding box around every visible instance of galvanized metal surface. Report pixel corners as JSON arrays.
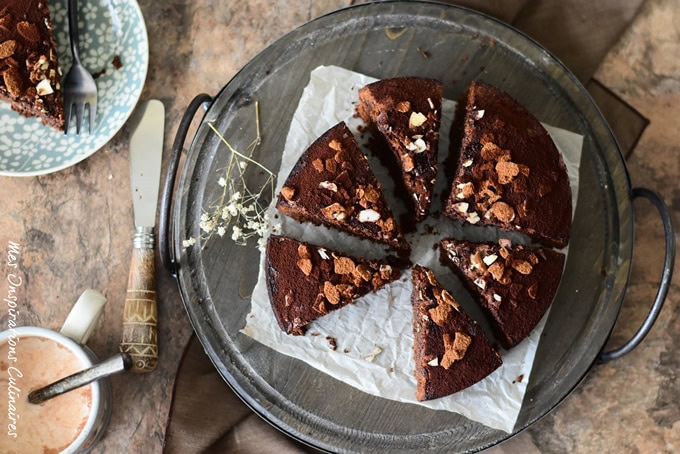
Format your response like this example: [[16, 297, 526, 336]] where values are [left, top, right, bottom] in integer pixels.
[[164, 2, 642, 452]]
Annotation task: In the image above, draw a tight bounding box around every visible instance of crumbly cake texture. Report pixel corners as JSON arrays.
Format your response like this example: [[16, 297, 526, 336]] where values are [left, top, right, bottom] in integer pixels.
[[439, 238, 565, 349], [276, 121, 410, 253], [411, 265, 502, 401], [265, 235, 401, 335], [443, 81, 571, 248], [357, 77, 443, 223], [0, 0, 65, 130]]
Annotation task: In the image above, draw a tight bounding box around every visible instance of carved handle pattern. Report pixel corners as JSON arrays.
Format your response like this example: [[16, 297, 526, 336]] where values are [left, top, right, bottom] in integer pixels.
[[121, 247, 158, 373]]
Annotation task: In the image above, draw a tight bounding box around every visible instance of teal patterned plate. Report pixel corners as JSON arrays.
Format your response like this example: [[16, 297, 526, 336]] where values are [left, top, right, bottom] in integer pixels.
[[0, 0, 148, 176]]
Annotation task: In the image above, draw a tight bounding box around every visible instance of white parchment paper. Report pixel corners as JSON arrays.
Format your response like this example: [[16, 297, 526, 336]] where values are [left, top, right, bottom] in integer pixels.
[[242, 66, 583, 433]]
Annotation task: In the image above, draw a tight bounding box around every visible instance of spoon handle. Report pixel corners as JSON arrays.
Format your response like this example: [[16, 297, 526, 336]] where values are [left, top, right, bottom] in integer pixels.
[[28, 353, 132, 405]]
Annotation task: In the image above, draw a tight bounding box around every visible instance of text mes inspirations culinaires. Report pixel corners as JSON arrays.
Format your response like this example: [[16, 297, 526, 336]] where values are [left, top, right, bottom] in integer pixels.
[[5, 240, 22, 439]]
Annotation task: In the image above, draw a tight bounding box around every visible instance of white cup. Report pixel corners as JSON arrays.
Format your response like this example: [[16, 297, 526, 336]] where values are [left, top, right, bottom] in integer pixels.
[[0, 289, 110, 453]]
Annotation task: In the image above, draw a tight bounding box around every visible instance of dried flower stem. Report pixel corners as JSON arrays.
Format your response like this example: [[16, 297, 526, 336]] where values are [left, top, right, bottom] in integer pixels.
[[184, 101, 276, 250]]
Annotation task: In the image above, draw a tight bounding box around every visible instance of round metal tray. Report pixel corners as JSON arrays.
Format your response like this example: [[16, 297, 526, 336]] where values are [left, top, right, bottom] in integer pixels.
[[159, 2, 674, 452]]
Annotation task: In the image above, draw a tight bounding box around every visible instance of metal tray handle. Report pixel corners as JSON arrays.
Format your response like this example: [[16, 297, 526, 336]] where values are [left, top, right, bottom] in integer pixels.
[[159, 93, 214, 276], [599, 187, 676, 363]]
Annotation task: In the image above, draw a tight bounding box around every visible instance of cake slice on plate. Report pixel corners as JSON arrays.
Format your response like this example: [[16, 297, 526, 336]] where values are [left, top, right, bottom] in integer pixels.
[[266, 235, 401, 335], [357, 77, 443, 222], [439, 238, 565, 349], [443, 81, 571, 248], [276, 121, 409, 253], [411, 265, 501, 401], [0, 0, 65, 130]]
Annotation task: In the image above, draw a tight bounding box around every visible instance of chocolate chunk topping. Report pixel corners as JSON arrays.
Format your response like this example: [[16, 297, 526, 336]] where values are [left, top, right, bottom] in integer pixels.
[[441, 332, 471, 369], [16, 21, 39, 42]]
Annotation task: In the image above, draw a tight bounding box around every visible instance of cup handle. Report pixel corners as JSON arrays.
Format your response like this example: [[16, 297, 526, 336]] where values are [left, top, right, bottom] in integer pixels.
[[60, 289, 107, 344]]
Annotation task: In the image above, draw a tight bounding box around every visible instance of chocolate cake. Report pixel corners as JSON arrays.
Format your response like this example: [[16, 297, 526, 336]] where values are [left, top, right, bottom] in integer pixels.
[[0, 0, 65, 130], [276, 122, 409, 252], [266, 235, 401, 335], [357, 78, 443, 222], [439, 238, 565, 349], [411, 265, 502, 401], [443, 81, 571, 248]]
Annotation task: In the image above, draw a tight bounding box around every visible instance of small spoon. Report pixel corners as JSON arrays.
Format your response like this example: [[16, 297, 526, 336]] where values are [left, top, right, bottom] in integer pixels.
[[28, 352, 132, 405]]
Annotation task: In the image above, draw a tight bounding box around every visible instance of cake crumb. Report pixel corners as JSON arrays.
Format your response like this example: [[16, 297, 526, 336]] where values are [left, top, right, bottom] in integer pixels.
[[92, 67, 107, 79], [112, 55, 123, 69], [513, 374, 524, 384], [326, 336, 337, 351]]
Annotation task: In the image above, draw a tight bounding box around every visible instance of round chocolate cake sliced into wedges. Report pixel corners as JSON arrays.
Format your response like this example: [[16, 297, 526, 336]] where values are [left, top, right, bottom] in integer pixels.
[[265, 235, 401, 335], [411, 265, 502, 401], [0, 0, 65, 130], [439, 238, 565, 349], [276, 121, 410, 253], [443, 81, 572, 248], [357, 77, 443, 223]]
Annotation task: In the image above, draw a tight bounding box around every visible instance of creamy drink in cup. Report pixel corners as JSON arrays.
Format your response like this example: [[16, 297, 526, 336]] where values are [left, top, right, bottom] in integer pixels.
[[0, 290, 111, 453]]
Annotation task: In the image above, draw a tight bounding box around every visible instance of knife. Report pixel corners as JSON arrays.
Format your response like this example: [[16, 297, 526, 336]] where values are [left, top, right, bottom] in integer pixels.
[[120, 99, 165, 373]]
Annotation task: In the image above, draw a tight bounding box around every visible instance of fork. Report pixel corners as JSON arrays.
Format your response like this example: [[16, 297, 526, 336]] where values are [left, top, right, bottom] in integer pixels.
[[62, 0, 97, 134]]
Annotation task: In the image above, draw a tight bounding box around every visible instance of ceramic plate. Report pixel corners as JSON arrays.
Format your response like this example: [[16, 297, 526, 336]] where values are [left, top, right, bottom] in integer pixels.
[[0, 0, 148, 176]]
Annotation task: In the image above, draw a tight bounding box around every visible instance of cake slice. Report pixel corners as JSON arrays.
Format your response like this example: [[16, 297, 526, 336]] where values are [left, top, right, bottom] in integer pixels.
[[0, 0, 65, 130], [357, 78, 443, 222], [266, 235, 401, 335], [443, 81, 571, 248], [411, 265, 502, 401], [276, 122, 409, 252], [439, 238, 565, 349]]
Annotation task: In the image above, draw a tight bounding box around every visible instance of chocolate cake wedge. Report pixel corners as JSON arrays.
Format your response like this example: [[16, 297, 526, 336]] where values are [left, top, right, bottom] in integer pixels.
[[411, 265, 502, 401], [439, 238, 565, 349], [443, 81, 571, 248], [0, 0, 65, 130], [276, 121, 409, 253], [357, 78, 443, 222], [266, 235, 401, 335]]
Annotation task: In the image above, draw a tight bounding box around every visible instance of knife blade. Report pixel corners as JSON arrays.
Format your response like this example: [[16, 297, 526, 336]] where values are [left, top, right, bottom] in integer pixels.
[[120, 99, 165, 373]]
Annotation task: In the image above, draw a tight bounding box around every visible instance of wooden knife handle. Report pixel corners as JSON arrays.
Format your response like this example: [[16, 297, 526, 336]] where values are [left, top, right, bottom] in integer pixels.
[[121, 246, 158, 373]]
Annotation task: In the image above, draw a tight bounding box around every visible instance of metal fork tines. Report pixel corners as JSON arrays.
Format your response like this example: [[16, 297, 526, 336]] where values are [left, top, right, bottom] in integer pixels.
[[63, 0, 98, 135]]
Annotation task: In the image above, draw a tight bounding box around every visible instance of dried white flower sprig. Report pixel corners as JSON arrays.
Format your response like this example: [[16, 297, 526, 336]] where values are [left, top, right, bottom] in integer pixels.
[[183, 102, 276, 251]]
